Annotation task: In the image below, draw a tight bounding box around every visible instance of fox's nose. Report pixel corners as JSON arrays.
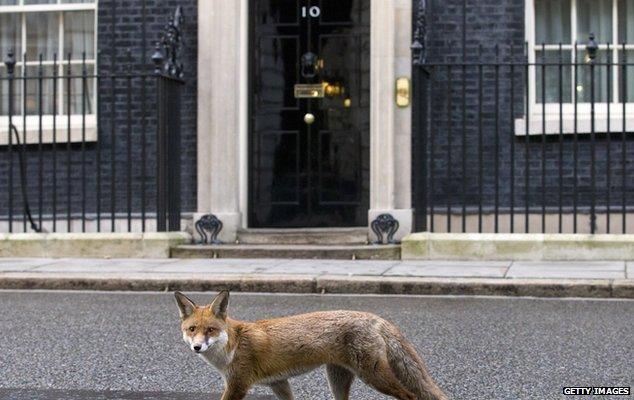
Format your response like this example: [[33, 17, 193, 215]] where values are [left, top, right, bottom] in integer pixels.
[[193, 345, 202, 352]]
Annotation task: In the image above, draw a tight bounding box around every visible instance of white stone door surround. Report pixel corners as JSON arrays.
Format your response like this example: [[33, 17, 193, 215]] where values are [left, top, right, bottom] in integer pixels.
[[197, 0, 413, 242]]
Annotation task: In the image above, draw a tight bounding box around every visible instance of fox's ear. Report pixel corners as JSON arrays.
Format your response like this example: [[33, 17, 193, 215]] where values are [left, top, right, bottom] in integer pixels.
[[174, 291, 197, 319], [209, 290, 229, 320]]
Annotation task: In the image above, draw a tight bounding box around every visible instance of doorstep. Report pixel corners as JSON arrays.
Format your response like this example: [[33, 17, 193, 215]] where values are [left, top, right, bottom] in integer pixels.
[[171, 244, 401, 260]]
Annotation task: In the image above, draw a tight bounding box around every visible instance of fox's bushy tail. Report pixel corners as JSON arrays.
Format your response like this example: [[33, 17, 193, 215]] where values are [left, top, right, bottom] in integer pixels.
[[383, 327, 449, 400]]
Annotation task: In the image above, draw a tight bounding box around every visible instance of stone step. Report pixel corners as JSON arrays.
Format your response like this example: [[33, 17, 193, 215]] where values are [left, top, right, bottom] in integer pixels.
[[236, 228, 369, 245], [171, 244, 400, 260]]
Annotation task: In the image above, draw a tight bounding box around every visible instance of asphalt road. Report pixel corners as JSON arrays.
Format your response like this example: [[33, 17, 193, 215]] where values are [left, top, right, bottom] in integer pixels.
[[0, 291, 632, 400]]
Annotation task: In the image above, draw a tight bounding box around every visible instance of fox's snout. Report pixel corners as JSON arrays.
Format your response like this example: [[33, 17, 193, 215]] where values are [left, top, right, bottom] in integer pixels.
[[184, 333, 211, 353], [191, 342, 208, 353], [186, 332, 228, 353]]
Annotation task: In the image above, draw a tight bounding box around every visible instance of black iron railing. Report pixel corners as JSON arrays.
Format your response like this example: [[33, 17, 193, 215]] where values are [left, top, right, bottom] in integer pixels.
[[153, 6, 185, 233], [412, 37, 634, 234], [0, 7, 184, 234]]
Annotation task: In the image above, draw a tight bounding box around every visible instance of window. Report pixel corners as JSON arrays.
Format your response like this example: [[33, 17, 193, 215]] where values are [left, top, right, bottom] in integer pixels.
[[0, 0, 96, 144], [520, 0, 634, 135], [531, 0, 634, 104]]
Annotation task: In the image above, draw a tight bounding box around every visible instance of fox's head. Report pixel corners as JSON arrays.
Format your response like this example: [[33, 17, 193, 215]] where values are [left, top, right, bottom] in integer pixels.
[[174, 290, 230, 354]]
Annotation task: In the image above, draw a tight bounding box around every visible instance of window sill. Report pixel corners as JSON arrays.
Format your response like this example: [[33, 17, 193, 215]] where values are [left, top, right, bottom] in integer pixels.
[[0, 115, 97, 145], [514, 111, 634, 136]]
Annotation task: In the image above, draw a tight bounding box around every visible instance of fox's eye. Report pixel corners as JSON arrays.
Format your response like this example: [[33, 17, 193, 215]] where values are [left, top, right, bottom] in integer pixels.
[[207, 327, 216, 333], [188, 326, 195, 332]]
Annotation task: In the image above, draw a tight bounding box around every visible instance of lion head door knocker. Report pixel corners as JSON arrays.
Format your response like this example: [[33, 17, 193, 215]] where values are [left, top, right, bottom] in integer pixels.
[[300, 51, 319, 79]]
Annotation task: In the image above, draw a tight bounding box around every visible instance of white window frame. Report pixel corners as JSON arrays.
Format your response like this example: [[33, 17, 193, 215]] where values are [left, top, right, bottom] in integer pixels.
[[0, 0, 98, 145], [518, 0, 634, 135]]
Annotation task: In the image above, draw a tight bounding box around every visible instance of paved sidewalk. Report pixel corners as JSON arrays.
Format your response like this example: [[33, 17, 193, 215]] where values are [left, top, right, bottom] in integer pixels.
[[0, 258, 632, 298]]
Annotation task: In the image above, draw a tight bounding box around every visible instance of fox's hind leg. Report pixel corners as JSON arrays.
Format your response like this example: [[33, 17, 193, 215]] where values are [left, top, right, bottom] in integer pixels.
[[269, 380, 294, 400], [326, 364, 354, 400]]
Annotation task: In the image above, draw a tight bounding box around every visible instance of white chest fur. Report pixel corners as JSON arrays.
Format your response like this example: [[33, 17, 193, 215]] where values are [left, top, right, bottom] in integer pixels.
[[193, 331, 234, 372], [198, 348, 231, 371]]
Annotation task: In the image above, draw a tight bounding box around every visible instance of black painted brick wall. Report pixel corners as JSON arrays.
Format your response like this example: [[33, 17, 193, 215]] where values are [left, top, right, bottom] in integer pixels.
[[4, 0, 633, 232], [0, 0, 197, 228]]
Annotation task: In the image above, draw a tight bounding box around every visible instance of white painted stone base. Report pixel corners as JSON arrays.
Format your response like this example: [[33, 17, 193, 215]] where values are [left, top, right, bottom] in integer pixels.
[[192, 212, 241, 244], [368, 208, 413, 243], [0, 232, 190, 258], [402, 232, 634, 261]]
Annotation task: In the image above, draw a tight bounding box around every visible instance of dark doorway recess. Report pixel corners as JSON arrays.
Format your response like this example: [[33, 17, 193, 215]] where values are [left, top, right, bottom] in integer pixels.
[[249, 0, 370, 228]]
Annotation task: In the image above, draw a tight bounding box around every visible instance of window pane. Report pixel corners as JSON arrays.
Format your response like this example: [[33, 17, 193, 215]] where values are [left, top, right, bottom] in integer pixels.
[[577, 0, 612, 44], [0, 0, 18, 5], [61, 0, 96, 3], [535, 0, 571, 44], [575, 50, 611, 102], [25, 65, 57, 115], [0, 13, 21, 60], [619, 50, 634, 102], [619, 0, 634, 44], [26, 12, 59, 61], [536, 50, 572, 103], [63, 64, 94, 114], [64, 11, 94, 59], [24, 0, 57, 4]]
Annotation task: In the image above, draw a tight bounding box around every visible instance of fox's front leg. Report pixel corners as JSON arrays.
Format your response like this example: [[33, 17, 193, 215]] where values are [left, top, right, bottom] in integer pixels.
[[220, 381, 250, 400], [269, 380, 294, 400]]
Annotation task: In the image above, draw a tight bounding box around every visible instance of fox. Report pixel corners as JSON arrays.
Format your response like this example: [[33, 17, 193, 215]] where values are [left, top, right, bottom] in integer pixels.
[[174, 290, 448, 400]]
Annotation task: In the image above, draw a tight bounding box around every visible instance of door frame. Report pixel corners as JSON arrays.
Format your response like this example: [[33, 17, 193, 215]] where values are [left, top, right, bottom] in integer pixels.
[[196, 0, 413, 242]]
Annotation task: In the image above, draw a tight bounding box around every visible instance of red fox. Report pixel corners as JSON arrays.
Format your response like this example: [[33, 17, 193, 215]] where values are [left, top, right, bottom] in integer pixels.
[[175, 290, 448, 400]]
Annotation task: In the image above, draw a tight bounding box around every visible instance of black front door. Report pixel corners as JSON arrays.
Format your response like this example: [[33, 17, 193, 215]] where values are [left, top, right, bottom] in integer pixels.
[[249, 0, 370, 228]]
